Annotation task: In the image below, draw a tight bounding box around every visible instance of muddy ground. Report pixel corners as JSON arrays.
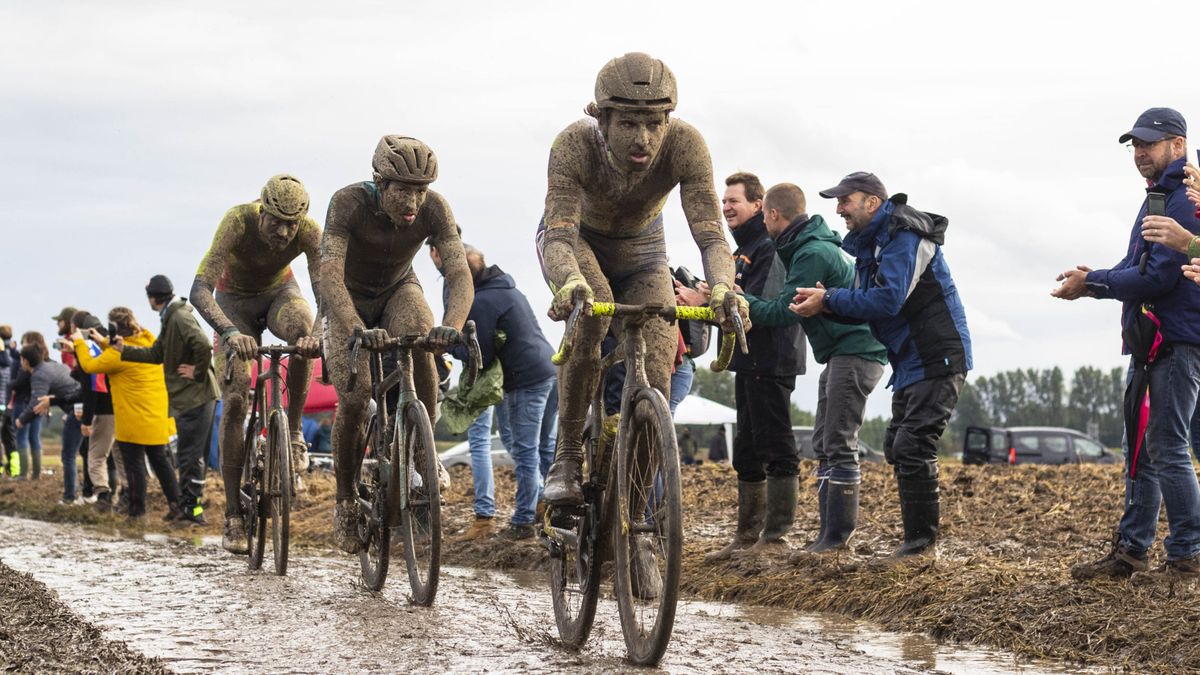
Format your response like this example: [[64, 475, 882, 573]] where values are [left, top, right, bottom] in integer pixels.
[[0, 460, 1194, 672]]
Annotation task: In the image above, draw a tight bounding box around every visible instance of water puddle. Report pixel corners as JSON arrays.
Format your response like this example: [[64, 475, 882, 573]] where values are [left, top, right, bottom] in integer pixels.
[[0, 516, 1091, 674]]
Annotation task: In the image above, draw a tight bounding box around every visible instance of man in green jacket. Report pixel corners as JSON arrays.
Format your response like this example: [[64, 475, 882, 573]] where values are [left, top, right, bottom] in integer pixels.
[[743, 183, 888, 553], [115, 274, 219, 526]]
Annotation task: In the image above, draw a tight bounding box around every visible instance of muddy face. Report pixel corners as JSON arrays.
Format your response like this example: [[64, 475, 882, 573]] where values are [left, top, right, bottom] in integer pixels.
[[257, 212, 300, 251], [379, 180, 429, 225], [601, 109, 669, 172]]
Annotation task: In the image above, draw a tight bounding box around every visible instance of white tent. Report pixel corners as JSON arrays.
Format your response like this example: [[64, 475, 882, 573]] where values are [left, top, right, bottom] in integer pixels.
[[673, 395, 735, 464]]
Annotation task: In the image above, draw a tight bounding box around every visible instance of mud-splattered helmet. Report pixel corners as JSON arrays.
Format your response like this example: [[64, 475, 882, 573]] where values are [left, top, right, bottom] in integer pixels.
[[260, 174, 309, 221], [372, 135, 438, 185], [593, 52, 677, 113]]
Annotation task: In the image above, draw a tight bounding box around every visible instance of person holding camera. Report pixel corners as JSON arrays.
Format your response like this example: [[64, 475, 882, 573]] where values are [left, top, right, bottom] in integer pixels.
[[1054, 108, 1200, 581], [676, 172, 806, 562], [71, 312, 122, 511]]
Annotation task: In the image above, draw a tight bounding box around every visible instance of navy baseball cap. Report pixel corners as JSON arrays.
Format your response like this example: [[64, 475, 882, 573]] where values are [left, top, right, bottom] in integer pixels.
[[1118, 107, 1187, 144], [819, 172, 888, 200]]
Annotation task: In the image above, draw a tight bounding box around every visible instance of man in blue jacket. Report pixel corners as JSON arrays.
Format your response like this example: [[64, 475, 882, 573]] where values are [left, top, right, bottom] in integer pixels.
[[1054, 107, 1200, 580], [793, 172, 972, 558], [437, 244, 557, 540]]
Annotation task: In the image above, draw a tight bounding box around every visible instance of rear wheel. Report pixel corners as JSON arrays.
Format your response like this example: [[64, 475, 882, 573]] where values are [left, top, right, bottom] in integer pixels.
[[612, 388, 682, 666], [358, 413, 391, 591], [399, 401, 440, 606], [268, 411, 291, 576]]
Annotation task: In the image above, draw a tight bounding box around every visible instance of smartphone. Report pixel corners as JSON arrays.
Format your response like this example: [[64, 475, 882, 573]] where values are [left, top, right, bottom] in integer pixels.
[[107, 322, 118, 340], [1147, 192, 1167, 216]]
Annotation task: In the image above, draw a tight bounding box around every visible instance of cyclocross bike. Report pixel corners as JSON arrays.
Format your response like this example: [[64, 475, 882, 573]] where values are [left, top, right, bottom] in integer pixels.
[[348, 323, 480, 604], [543, 296, 745, 665], [228, 343, 320, 576]]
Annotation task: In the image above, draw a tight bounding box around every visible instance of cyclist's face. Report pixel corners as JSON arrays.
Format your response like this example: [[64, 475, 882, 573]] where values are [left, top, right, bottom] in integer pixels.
[[258, 212, 300, 251], [602, 110, 669, 172], [379, 180, 429, 225]]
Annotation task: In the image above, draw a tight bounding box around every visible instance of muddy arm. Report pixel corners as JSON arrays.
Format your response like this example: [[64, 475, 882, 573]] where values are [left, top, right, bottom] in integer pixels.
[[429, 198, 472, 330], [540, 128, 587, 290], [319, 192, 361, 332], [300, 218, 323, 336], [677, 130, 734, 290], [190, 208, 244, 336]]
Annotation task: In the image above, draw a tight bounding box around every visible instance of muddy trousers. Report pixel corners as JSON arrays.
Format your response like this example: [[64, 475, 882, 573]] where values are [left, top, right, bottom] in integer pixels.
[[732, 374, 799, 482], [174, 401, 215, 518], [119, 442, 182, 519]]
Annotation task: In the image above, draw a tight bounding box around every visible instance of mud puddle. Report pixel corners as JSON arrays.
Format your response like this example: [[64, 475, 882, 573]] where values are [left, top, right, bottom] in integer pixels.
[[0, 516, 1086, 674]]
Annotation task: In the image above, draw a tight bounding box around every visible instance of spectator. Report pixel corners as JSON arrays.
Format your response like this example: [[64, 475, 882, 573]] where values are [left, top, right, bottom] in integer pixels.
[[0, 325, 14, 475], [313, 415, 332, 454], [677, 172, 805, 563], [74, 307, 182, 522], [10, 332, 49, 480], [793, 171, 972, 558], [72, 313, 122, 512], [438, 243, 557, 541], [114, 275, 219, 527], [1054, 108, 1200, 580], [677, 427, 699, 465], [707, 428, 728, 463], [744, 183, 888, 554], [15, 344, 82, 504]]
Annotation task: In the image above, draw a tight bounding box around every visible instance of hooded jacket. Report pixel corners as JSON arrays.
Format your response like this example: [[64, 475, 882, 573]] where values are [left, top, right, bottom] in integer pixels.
[[1084, 157, 1200, 349], [746, 214, 887, 366], [449, 265, 556, 392], [728, 212, 806, 376], [17, 360, 81, 425], [75, 330, 171, 445], [825, 195, 973, 391], [120, 298, 219, 415]]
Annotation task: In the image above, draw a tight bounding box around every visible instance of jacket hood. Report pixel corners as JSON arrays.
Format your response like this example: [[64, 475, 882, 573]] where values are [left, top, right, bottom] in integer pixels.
[[775, 214, 841, 255], [731, 212, 767, 248], [162, 298, 191, 321], [126, 329, 155, 347], [842, 194, 948, 256], [474, 265, 515, 291]]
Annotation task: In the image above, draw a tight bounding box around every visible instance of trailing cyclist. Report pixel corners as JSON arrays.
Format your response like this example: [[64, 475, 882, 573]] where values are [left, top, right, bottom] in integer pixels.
[[191, 174, 323, 554], [321, 135, 473, 554]]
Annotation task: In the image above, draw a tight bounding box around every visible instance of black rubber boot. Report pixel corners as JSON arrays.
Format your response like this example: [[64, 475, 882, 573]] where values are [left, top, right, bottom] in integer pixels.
[[802, 473, 829, 552], [737, 475, 798, 556], [894, 477, 939, 557], [543, 441, 584, 506], [808, 480, 859, 553], [704, 480, 766, 562]]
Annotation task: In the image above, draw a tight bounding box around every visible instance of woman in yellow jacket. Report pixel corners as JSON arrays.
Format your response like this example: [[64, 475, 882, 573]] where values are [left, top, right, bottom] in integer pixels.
[[74, 307, 181, 521]]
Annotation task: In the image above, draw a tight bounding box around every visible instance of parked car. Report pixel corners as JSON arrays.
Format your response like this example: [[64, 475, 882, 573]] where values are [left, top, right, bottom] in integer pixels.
[[792, 426, 886, 463], [962, 426, 1118, 465], [439, 433, 513, 470]]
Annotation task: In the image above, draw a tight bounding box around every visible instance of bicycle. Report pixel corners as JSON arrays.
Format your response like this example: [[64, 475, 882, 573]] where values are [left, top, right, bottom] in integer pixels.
[[227, 343, 319, 576], [348, 322, 480, 604], [543, 297, 745, 665]]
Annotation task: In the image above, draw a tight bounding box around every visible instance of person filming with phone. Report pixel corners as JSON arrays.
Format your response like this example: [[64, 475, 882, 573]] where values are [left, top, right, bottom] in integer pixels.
[[1053, 107, 1200, 581]]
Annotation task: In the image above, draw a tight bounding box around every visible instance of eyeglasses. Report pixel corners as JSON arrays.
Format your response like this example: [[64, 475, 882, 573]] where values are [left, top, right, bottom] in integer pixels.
[[1125, 137, 1178, 152]]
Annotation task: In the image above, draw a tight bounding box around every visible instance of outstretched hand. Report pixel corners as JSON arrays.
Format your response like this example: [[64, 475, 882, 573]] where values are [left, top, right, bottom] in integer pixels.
[[789, 282, 827, 317], [1050, 266, 1093, 300]]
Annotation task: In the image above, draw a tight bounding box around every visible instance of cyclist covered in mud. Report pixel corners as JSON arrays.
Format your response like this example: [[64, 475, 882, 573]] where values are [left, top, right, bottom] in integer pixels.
[[191, 174, 323, 554], [321, 135, 473, 554], [539, 52, 749, 506]]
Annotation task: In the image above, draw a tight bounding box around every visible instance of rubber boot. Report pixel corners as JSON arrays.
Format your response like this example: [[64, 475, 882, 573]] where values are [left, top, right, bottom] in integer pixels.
[[807, 480, 858, 553], [736, 475, 798, 556], [802, 471, 829, 552], [704, 480, 766, 562], [893, 477, 939, 557]]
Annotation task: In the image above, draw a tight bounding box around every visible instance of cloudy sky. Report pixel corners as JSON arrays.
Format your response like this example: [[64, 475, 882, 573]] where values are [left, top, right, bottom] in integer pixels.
[[3, 1, 1197, 417]]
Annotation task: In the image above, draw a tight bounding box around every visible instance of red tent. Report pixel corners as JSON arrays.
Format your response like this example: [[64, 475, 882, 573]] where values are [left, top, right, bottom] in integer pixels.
[[246, 356, 338, 413]]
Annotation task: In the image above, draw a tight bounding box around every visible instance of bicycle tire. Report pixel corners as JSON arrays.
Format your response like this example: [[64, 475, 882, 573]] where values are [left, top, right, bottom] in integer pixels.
[[399, 400, 441, 606], [358, 412, 391, 591], [268, 410, 291, 576], [548, 421, 606, 648], [245, 423, 267, 572], [612, 387, 682, 666]]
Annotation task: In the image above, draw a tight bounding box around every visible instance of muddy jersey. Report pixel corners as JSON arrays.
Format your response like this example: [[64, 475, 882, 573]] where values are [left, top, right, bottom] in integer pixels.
[[541, 118, 733, 289], [192, 202, 321, 334], [320, 181, 470, 331]]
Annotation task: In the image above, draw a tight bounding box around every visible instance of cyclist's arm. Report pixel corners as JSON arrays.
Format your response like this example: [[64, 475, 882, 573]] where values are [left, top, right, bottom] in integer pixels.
[[298, 216, 323, 336], [190, 207, 244, 336], [676, 127, 734, 290], [541, 127, 587, 290], [428, 194, 473, 330], [319, 189, 363, 332]]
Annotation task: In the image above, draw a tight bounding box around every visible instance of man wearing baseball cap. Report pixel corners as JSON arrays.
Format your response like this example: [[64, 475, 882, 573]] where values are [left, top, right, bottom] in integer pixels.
[[1054, 107, 1200, 581], [791, 172, 972, 559]]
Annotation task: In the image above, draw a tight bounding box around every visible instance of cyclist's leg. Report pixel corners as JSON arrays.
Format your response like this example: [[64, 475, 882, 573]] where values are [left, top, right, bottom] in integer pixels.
[[543, 240, 613, 505], [381, 277, 436, 428], [266, 279, 316, 473], [214, 291, 268, 519], [613, 267, 676, 401]]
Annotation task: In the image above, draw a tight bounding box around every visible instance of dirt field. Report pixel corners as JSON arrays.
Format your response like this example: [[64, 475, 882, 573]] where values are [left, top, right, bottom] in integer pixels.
[[1, 460, 1195, 672]]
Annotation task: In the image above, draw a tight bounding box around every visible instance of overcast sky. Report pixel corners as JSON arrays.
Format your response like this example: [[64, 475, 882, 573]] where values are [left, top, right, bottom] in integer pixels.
[[3, 1, 1198, 418]]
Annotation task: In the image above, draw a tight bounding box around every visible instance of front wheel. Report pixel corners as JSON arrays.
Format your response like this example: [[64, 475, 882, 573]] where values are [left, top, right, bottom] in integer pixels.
[[358, 413, 391, 591], [243, 424, 267, 572], [268, 410, 291, 576], [399, 401, 441, 606], [612, 388, 682, 666]]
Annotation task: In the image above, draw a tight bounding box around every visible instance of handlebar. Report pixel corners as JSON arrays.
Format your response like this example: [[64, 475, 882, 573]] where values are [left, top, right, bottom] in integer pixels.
[[224, 341, 323, 384], [347, 322, 482, 392]]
